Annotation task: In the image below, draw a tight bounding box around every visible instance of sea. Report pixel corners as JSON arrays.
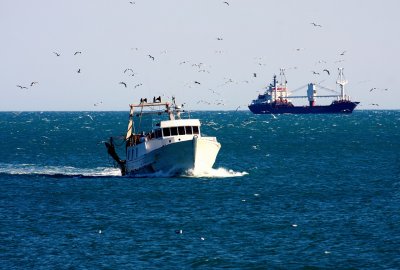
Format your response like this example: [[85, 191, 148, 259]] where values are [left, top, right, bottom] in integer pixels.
[[0, 110, 399, 269]]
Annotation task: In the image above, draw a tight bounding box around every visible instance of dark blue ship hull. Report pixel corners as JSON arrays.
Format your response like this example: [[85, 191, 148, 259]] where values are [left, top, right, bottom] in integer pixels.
[[248, 101, 359, 114]]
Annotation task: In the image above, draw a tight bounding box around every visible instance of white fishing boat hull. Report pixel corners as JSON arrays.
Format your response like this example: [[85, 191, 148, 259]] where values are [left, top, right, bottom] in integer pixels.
[[125, 136, 221, 176]]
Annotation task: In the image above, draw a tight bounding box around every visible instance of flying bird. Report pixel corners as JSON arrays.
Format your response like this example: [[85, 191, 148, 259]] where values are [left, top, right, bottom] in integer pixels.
[[253, 73, 257, 77], [310, 22, 322, 27], [17, 85, 28, 89], [370, 103, 379, 106], [134, 83, 143, 88], [340, 50, 346, 56], [217, 37, 223, 41], [30, 81, 39, 86], [194, 81, 201, 85], [323, 69, 330, 75], [74, 51, 82, 55], [124, 68, 134, 74], [223, 1, 229, 6], [312, 71, 320, 75], [369, 87, 377, 92], [148, 55, 155, 60], [119, 82, 127, 88], [53, 52, 61, 56], [77, 68, 81, 73]]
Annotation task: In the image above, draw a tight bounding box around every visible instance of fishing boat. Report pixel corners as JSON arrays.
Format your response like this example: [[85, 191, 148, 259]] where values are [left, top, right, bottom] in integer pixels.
[[105, 97, 221, 176], [248, 68, 359, 114]]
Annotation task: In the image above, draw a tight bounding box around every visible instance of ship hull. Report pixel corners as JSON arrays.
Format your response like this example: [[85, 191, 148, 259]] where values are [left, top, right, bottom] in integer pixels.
[[125, 136, 221, 176], [248, 101, 359, 114]]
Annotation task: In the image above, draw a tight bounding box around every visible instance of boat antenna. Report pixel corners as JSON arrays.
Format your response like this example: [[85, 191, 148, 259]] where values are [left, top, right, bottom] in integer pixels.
[[336, 68, 348, 100]]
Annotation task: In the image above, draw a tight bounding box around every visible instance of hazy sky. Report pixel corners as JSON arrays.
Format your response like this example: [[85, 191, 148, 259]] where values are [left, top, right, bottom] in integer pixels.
[[1, 0, 399, 111]]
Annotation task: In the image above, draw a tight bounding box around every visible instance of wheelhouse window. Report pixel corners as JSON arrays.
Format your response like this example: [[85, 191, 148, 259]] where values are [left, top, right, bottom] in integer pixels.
[[185, 126, 192, 134], [170, 127, 178, 136], [163, 128, 171, 137], [178, 126, 185, 135], [193, 126, 199, 135]]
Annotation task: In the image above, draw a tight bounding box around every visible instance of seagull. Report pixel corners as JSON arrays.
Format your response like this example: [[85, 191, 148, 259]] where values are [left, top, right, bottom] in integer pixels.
[[370, 103, 379, 106], [208, 89, 220, 95], [340, 50, 346, 56], [30, 81, 39, 87], [217, 37, 223, 41], [124, 68, 134, 74], [315, 60, 327, 64], [53, 52, 61, 56], [129, 1, 135, 4], [16, 85, 28, 89], [223, 1, 229, 6], [369, 87, 377, 92], [74, 51, 82, 55], [94, 101, 103, 106], [77, 68, 81, 73], [323, 69, 330, 75], [134, 83, 143, 88], [312, 71, 320, 75], [253, 73, 257, 77], [119, 82, 127, 88], [194, 81, 201, 85], [148, 54, 155, 60], [310, 22, 322, 27]]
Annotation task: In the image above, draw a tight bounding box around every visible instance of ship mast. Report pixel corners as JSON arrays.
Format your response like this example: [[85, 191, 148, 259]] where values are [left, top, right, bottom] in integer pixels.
[[279, 68, 287, 100], [336, 68, 348, 100]]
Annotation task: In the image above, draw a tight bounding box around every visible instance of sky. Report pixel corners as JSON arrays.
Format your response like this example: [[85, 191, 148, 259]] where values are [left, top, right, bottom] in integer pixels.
[[1, 0, 399, 111]]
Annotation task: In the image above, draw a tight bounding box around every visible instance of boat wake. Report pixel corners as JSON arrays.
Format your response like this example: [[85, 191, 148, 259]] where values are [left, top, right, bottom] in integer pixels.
[[125, 167, 248, 178], [184, 167, 248, 178], [0, 163, 121, 178], [0, 163, 247, 179]]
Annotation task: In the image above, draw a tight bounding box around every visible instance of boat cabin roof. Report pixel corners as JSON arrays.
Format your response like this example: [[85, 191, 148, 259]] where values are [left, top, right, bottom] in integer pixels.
[[159, 119, 200, 128]]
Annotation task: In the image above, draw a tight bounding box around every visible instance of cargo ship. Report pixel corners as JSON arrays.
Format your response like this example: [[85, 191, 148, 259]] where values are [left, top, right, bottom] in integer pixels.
[[248, 68, 359, 114]]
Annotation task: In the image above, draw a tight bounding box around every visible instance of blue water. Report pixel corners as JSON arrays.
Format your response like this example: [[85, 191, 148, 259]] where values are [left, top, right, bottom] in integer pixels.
[[0, 111, 399, 269]]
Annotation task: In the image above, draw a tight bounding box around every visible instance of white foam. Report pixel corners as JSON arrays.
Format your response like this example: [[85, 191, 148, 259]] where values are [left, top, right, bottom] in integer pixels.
[[0, 163, 121, 177], [185, 167, 248, 178]]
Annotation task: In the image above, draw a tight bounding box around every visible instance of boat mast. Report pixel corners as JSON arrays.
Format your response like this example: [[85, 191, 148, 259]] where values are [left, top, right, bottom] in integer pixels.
[[336, 68, 348, 100], [273, 74, 277, 101], [126, 105, 135, 140]]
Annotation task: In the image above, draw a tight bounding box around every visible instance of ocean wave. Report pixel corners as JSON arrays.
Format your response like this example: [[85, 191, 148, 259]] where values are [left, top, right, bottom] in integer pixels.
[[0, 163, 121, 178]]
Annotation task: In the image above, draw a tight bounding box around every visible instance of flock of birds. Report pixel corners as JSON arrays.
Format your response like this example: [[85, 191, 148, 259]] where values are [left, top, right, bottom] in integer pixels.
[[15, 1, 388, 109]]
